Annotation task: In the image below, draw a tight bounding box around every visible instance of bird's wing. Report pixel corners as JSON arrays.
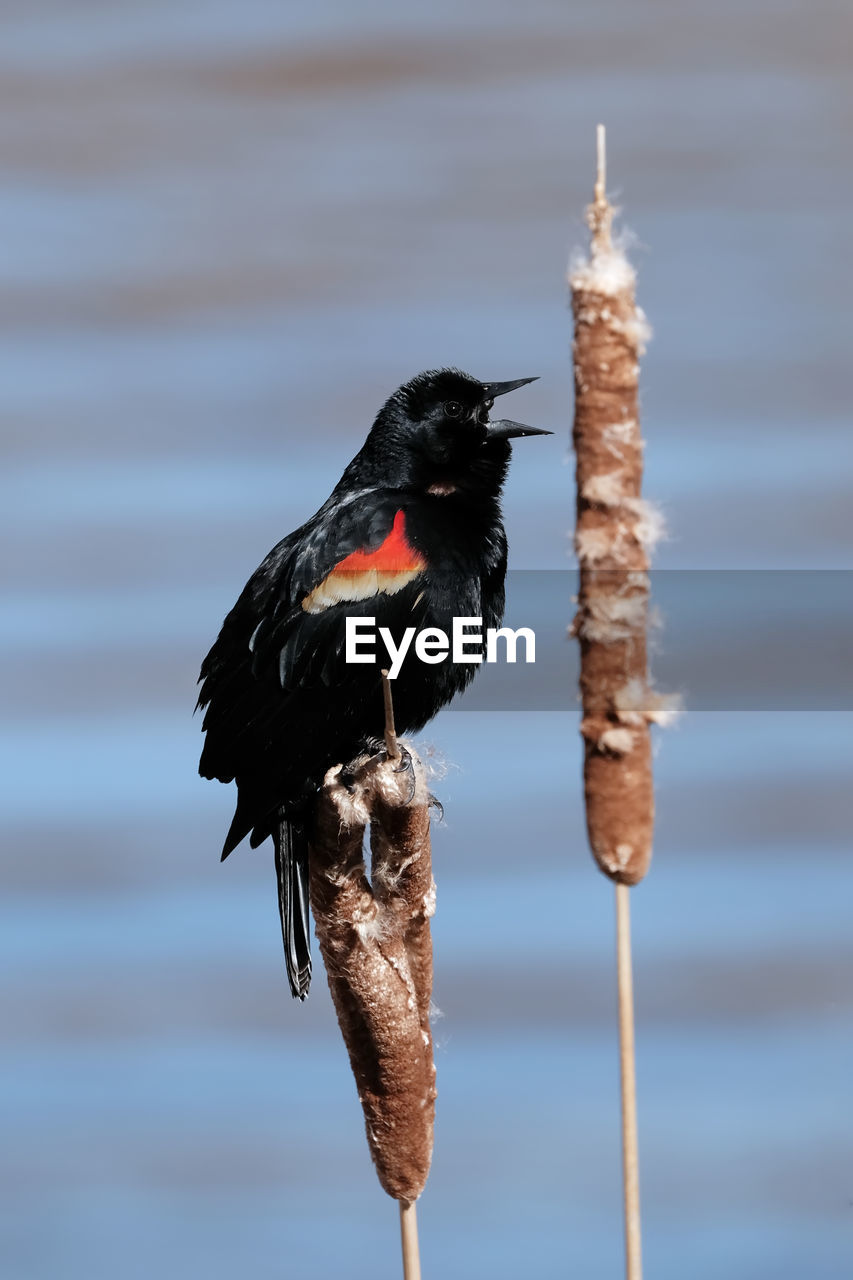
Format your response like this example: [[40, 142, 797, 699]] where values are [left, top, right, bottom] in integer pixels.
[[197, 491, 426, 781], [247, 492, 427, 692]]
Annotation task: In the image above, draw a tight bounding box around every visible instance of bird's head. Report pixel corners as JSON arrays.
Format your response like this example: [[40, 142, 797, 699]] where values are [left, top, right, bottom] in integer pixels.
[[362, 368, 550, 496]]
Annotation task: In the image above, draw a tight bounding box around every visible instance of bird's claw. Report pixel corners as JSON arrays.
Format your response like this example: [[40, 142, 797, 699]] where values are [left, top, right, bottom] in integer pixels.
[[391, 745, 417, 804]]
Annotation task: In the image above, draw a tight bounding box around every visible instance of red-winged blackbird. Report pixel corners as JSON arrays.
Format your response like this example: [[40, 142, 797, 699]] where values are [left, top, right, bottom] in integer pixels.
[[197, 368, 549, 998]]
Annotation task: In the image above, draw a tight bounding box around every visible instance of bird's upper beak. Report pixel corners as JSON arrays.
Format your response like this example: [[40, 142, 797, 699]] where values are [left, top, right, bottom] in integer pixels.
[[480, 376, 552, 440], [481, 376, 539, 400]]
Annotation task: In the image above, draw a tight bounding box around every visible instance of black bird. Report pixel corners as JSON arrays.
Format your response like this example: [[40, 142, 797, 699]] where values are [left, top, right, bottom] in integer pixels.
[[197, 368, 549, 999]]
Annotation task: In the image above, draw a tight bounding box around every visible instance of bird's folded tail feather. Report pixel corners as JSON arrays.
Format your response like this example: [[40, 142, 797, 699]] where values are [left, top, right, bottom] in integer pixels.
[[221, 789, 254, 861], [274, 816, 312, 1000]]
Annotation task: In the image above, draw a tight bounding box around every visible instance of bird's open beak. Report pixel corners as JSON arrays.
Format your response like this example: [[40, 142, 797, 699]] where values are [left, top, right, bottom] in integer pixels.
[[487, 419, 553, 440], [480, 376, 550, 438]]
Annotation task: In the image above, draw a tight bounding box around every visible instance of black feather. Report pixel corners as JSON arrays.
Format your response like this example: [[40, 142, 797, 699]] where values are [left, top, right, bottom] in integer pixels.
[[275, 817, 312, 1000]]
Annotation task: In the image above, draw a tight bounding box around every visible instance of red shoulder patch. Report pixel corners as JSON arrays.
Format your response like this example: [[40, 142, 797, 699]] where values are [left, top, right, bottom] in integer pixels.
[[336, 510, 425, 574], [302, 510, 426, 614]]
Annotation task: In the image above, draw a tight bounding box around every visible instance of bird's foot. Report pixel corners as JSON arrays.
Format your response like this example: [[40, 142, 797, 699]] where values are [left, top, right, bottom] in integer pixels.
[[337, 763, 360, 794], [337, 744, 417, 805]]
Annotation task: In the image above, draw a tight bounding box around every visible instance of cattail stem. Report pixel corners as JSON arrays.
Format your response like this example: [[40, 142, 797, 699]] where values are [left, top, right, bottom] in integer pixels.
[[385, 675, 423, 1280], [399, 1199, 422, 1280], [591, 121, 612, 253], [382, 668, 401, 761], [616, 883, 642, 1280]]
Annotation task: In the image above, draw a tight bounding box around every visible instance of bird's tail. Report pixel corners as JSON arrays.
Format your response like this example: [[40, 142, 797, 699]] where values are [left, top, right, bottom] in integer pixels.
[[274, 815, 312, 1000]]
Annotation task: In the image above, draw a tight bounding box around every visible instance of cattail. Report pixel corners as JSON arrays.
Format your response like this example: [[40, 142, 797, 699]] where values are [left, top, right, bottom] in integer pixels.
[[569, 126, 675, 887], [569, 126, 682, 1280], [309, 676, 434, 1277]]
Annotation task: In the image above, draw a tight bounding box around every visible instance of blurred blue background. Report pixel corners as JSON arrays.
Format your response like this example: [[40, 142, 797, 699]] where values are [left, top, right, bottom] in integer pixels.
[[1, 3, 851, 1277]]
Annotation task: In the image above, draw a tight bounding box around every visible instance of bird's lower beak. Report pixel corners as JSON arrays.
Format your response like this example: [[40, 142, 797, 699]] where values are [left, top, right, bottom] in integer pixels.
[[482, 376, 539, 399], [487, 419, 553, 440]]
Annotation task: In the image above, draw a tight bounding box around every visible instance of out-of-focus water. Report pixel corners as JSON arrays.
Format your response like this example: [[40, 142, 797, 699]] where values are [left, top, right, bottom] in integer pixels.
[[1, 3, 851, 1278]]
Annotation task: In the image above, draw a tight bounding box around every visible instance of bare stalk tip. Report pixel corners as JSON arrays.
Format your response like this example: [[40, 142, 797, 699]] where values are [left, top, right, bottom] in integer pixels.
[[381, 669, 401, 761]]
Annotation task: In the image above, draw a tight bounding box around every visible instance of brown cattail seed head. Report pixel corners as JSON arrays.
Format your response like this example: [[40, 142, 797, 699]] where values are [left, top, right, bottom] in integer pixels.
[[570, 162, 660, 885], [309, 751, 436, 1202]]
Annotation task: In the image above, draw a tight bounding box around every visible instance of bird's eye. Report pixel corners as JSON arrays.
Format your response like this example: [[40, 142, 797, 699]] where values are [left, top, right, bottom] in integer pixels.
[[444, 400, 463, 419]]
